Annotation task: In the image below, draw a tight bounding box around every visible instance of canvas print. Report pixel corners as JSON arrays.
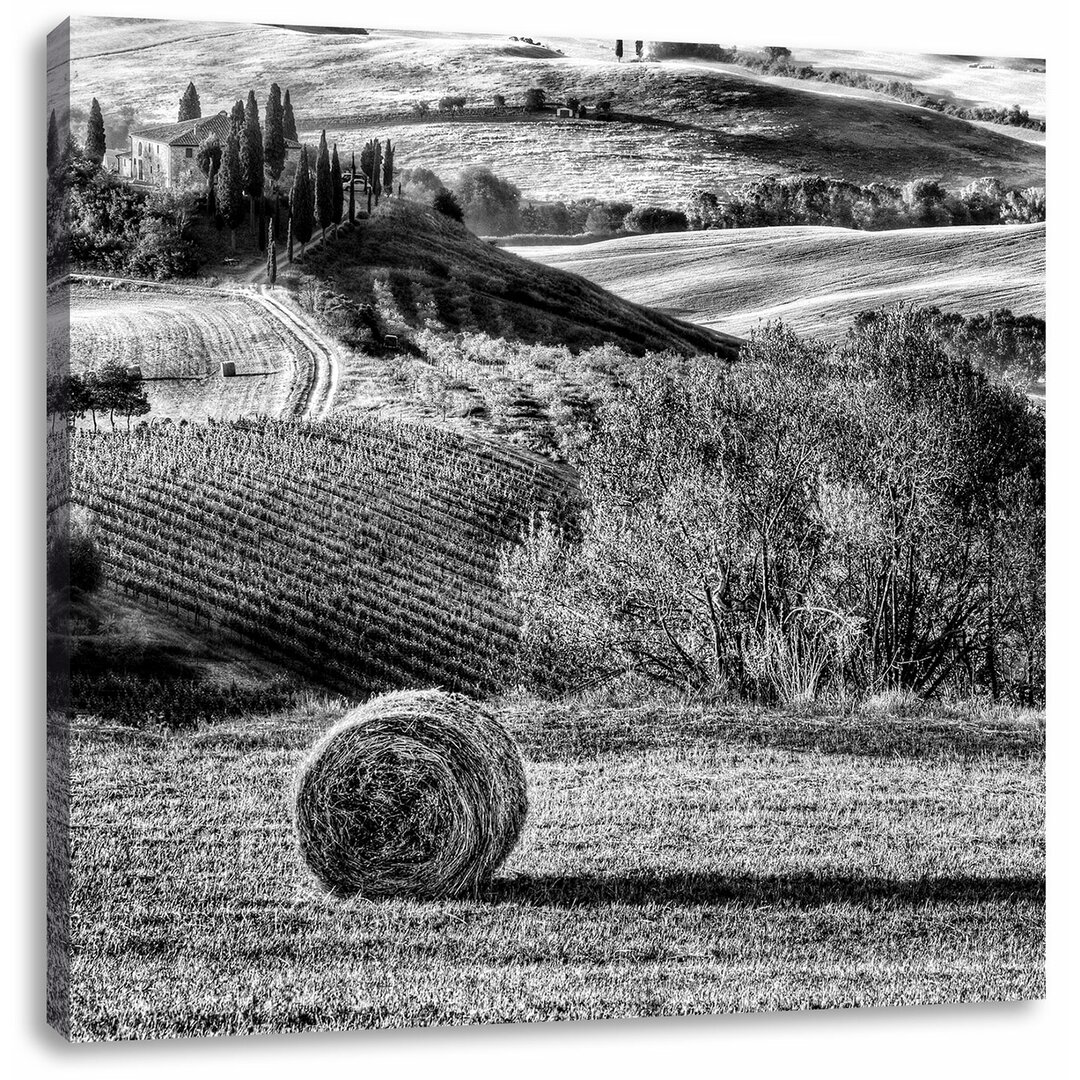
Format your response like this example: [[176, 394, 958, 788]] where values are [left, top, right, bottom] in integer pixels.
[[45, 17, 1046, 1041]]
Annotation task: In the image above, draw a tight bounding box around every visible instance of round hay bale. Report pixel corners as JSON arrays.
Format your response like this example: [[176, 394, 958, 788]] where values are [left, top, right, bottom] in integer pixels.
[[293, 689, 527, 899]]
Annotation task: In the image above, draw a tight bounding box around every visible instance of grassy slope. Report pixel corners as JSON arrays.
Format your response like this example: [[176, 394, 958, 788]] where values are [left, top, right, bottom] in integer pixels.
[[509, 222, 1046, 341], [296, 201, 738, 358], [65, 22, 1044, 208], [66, 701, 1043, 1039]]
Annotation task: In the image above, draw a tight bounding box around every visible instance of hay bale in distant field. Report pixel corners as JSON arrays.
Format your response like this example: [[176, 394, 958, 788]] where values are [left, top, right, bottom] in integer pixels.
[[293, 689, 528, 899]]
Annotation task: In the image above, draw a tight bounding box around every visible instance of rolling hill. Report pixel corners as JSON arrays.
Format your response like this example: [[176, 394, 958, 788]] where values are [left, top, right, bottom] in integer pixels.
[[295, 200, 738, 358], [61, 22, 1045, 209], [507, 222, 1045, 341]]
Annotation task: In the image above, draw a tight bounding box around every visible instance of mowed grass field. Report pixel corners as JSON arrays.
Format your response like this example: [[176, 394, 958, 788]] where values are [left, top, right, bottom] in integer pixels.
[[62, 22, 1045, 208], [62, 281, 318, 422], [509, 223, 1045, 341], [64, 701, 1044, 1039]]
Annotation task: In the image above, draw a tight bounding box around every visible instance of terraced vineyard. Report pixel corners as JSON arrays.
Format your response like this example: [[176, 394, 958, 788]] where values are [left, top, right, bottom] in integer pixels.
[[67, 280, 319, 422], [69, 419, 569, 695]]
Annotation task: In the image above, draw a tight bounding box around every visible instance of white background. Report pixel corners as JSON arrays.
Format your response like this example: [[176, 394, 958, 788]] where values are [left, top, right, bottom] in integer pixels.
[[3, 1, 1076, 1075]]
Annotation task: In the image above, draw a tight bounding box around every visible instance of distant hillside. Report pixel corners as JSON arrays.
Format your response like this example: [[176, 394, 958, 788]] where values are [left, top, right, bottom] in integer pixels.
[[508, 222, 1045, 342], [295, 200, 739, 358], [66, 23, 1045, 208]]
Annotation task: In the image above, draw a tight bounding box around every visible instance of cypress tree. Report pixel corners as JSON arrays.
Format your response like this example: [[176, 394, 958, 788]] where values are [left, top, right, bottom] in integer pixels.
[[178, 82, 201, 121], [382, 140, 394, 199], [266, 218, 277, 286], [330, 143, 344, 235], [615, 39, 623, 61], [240, 90, 265, 240], [85, 98, 106, 166], [348, 151, 356, 223], [289, 146, 314, 254], [47, 110, 59, 174], [635, 40, 643, 60], [230, 99, 245, 140], [264, 83, 286, 183], [315, 130, 333, 240], [216, 131, 245, 251], [282, 89, 298, 142], [371, 139, 382, 205], [287, 213, 294, 263]]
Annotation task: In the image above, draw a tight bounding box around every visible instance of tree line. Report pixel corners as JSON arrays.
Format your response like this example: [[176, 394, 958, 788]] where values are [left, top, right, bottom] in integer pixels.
[[47, 364, 151, 430], [686, 175, 1045, 231]]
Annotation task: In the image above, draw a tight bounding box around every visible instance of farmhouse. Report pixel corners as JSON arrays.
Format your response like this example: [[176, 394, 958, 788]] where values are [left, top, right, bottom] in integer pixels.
[[115, 111, 303, 188]]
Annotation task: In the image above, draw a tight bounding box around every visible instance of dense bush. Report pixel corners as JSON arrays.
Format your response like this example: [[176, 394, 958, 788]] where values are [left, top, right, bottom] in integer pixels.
[[503, 307, 1044, 704], [623, 206, 689, 233], [433, 190, 465, 223], [685, 174, 1045, 231], [60, 148, 203, 278], [855, 306, 1045, 388], [645, 41, 738, 62]]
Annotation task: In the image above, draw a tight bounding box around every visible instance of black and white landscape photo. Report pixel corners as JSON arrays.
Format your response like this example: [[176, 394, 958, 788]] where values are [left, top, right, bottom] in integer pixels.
[[45, 16, 1046, 1042]]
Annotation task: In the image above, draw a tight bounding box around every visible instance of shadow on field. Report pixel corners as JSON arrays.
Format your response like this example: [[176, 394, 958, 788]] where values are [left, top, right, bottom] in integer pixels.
[[486, 871, 1045, 908]]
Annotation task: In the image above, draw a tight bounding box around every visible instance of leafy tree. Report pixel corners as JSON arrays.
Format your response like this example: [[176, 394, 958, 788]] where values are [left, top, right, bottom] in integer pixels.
[[524, 87, 547, 111], [382, 139, 394, 198], [433, 190, 464, 222], [493, 94, 507, 107], [330, 143, 343, 233], [764, 46, 792, 62], [94, 361, 151, 430], [47, 110, 60, 174], [196, 133, 222, 214], [264, 83, 287, 183], [215, 131, 245, 250], [615, 39, 623, 61], [282, 89, 298, 141], [411, 100, 431, 117], [452, 165, 521, 235], [566, 96, 581, 113], [85, 98, 106, 165], [315, 130, 333, 238], [178, 82, 201, 122], [289, 145, 314, 253]]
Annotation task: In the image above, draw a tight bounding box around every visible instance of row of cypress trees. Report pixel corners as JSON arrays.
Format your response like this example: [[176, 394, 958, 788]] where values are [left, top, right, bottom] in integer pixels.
[[284, 132, 395, 261], [212, 82, 301, 251]]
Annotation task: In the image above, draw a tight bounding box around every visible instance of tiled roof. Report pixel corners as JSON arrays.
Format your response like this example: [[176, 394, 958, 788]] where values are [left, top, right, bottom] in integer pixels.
[[131, 110, 302, 149]]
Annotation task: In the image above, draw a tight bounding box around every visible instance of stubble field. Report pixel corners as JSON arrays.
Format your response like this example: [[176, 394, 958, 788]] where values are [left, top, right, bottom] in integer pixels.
[[509, 222, 1046, 340], [64, 281, 319, 422], [63, 701, 1044, 1039]]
